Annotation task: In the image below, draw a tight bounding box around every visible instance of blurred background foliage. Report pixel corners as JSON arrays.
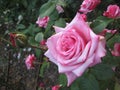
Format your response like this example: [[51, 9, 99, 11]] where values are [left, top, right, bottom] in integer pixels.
[[0, 0, 120, 90]]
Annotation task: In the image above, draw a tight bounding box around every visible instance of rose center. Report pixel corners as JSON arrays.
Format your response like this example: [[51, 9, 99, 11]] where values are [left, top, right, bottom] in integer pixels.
[[61, 36, 75, 51]]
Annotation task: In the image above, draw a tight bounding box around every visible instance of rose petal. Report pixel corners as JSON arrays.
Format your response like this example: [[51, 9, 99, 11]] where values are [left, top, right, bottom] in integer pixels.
[[72, 54, 95, 76], [65, 72, 77, 86]]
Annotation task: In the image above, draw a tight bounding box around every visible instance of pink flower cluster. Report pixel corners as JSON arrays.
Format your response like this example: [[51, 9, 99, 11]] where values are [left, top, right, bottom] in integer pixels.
[[103, 5, 120, 19], [25, 54, 36, 69], [36, 16, 49, 28], [45, 13, 106, 86]]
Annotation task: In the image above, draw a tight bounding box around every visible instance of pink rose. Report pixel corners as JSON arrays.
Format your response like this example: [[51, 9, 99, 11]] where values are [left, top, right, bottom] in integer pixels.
[[103, 5, 120, 19], [111, 43, 120, 56], [79, 0, 101, 14], [45, 13, 106, 86], [25, 54, 36, 69], [52, 85, 61, 90], [56, 5, 64, 14], [36, 16, 49, 28]]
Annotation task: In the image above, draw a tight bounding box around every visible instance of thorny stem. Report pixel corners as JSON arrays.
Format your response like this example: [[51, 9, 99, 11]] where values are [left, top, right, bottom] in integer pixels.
[[106, 30, 118, 42], [0, 37, 12, 45], [29, 45, 41, 49], [36, 52, 44, 90], [6, 51, 11, 90]]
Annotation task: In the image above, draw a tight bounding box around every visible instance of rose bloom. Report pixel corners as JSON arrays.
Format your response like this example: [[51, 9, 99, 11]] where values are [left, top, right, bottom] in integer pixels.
[[111, 43, 120, 56], [103, 5, 120, 19], [25, 54, 36, 69], [56, 5, 64, 14], [45, 13, 106, 86], [79, 0, 101, 14], [36, 16, 49, 28]]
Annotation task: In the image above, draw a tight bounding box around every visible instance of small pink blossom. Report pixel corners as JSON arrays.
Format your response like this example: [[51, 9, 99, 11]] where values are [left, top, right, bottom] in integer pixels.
[[52, 85, 61, 90], [79, 0, 101, 14], [36, 16, 49, 28], [56, 5, 64, 14], [25, 54, 36, 69], [111, 43, 120, 56], [40, 40, 46, 45], [103, 5, 120, 19]]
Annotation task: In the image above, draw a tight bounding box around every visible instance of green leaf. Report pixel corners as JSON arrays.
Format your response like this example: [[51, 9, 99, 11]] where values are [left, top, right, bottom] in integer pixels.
[[90, 64, 114, 80], [90, 16, 113, 33], [59, 74, 67, 87], [114, 81, 120, 90], [35, 32, 44, 42], [79, 74, 100, 90], [28, 37, 38, 45], [103, 51, 120, 66], [17, 24, 26, 30], [55, 18, 66, 27], [39, 1, 56, 18], [49, 9, 59, 20], [35, 49, 41, 58], [57, 0, 66, 7]]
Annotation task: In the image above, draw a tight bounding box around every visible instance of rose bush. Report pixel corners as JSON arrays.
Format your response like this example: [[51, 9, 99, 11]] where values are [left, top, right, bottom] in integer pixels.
[[45, 12, 106, 86]]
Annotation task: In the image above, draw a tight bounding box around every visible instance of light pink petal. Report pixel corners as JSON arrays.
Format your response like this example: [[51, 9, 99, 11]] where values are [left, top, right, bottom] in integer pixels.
[[95, 37, 106, 57], [65, 72, 77, 86], [77, 42, 91, 63], [88, 36, 99, 57], [44, 50, 58, 64], [90, 37, 106, 66], [46, 32, 62, 59], [58, 63, 80, 73], [73, 54, 95, 76], [65, 13, 90, 42], [53, 26, 64, 33]]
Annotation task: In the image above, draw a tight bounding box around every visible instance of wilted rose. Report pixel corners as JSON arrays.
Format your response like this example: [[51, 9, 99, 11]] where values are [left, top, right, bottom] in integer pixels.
[[45, 13, 106, 86]]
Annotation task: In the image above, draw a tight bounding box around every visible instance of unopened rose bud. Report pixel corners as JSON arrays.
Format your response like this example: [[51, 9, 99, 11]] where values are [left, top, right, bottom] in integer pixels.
[[40, 40, 46, 45], [15, 33, 28, 48]]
